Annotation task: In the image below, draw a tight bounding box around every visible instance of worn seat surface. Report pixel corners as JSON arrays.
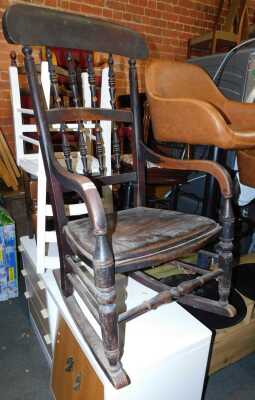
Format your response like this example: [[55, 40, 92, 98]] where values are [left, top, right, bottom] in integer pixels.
[[64, 207, 220, 272]]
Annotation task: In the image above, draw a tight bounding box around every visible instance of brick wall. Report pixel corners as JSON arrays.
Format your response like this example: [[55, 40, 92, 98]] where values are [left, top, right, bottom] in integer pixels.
[[0, 0, 255, 152]]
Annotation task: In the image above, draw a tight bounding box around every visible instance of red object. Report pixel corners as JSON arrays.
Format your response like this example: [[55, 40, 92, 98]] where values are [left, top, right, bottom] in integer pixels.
[[49, 47, 90, 69]]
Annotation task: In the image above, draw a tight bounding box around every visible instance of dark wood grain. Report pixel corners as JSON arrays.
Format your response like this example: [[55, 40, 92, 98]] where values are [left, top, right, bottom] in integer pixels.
[[108, 53, 121, 173], [47, 48, 73, 172], [3, 3, 149, 59], [64, 207, 221, 272], [46, 108, 133, 124], [66, 52, 88, 174]]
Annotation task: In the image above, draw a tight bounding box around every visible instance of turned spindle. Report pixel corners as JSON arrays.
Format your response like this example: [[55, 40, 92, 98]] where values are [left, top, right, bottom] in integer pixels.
[[108, 53, 120, 173], [46, 48, 72, 172], [87, 53, 105, 175], [66, 52, 88, 175]]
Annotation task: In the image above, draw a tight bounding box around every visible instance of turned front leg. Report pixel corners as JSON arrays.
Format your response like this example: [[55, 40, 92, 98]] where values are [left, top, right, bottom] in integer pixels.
[[218, 198, 234, 305], [94, 235, 120, 369]]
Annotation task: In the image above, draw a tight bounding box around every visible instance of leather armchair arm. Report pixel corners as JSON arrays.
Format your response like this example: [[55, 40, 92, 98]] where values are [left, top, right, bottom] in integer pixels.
[[224, 100, 255, 131], [148, 96, 235, 149], [52, 158, 107, 235]]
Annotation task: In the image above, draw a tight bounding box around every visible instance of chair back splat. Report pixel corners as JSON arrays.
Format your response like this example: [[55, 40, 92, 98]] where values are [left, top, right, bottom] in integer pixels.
[[3, 3, 237, 389]]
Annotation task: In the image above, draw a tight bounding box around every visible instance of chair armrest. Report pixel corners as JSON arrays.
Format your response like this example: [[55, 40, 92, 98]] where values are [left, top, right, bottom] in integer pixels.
[[142, 144, 232, 199], [224, 100, 255, 131], [147, 97, 235, 149], [52, 159, 107, 235]]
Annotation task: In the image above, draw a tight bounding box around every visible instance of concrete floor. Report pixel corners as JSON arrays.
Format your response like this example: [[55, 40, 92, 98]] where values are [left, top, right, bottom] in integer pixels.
[[0, 279, 53, 400], [0, 277, 255, 400], [205, 353, 255, 400]]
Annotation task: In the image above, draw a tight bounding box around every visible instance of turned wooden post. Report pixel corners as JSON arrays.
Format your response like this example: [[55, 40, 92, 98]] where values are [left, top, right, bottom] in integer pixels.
[[46, 48, 73, 172], [10, 50, 17, 67], [23, 46, 73, 297], [218, 198, 235, 306], [108, 53, 120, 173], [94, 234, 120, 369], [66, 52, 88, 175], [128, 58, 146, 206], [87, 53, 105, 175]]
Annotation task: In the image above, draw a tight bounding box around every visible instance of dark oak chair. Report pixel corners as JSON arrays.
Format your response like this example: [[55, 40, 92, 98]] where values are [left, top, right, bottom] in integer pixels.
[[3, 3, 238, 389]]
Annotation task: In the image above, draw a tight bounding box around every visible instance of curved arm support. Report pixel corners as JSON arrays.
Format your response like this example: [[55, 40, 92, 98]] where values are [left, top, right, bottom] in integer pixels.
[[52, 159, 107, 236], [142, 143, 233, 198]]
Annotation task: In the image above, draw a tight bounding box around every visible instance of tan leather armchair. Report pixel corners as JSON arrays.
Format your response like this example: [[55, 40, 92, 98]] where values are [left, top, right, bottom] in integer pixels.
[[145, 59, 255, 150], [146, 58, 255, 306], [237, 149, 255, 187]]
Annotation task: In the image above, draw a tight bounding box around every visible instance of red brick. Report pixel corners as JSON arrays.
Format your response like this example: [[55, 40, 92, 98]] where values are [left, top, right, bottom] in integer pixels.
[[80, 4, 103, 16], [103, 8, 113, 18], [45, 0, 58, 7], [69, 2, 82, 12], [105, 0, 123, 11], [125, 4, 144, 15]]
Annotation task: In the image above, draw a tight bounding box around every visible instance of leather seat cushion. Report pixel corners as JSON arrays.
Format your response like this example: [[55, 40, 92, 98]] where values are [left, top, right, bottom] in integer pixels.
[[64, 207, 221, 272]]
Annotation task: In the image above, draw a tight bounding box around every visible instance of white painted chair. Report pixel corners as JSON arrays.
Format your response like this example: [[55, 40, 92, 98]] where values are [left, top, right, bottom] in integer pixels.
[[9, 60, 112, 273]]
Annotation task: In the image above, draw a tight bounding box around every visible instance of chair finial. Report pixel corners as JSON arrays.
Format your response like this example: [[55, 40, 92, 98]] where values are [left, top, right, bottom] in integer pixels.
[[10, 50, 17, 66]]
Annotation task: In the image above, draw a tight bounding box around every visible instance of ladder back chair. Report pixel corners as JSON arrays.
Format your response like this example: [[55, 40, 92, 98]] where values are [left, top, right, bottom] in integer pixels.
[[9, 47, 111, 272], [188, 0, 249, 57], [3, 3, 237, 388]]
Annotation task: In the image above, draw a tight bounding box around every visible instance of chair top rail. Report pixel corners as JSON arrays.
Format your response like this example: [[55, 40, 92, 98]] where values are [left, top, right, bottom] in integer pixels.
[[3, 4, 149, 59], [46, 107, 133, 124]]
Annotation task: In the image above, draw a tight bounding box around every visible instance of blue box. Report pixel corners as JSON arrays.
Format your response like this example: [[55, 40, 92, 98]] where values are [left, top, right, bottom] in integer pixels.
[[0, 207, 18, 301]]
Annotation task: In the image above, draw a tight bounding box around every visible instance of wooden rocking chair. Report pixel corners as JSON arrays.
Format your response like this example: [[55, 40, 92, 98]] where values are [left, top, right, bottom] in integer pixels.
[[188, 0, 249, 57], [3, 3, 237, 389]]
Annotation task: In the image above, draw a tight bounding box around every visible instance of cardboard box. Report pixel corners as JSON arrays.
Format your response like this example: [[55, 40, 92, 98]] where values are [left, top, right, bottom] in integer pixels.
[[0, 207, 18, 301]]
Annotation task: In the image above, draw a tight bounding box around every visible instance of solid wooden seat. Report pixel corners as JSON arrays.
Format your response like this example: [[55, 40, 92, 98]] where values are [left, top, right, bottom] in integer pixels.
[[65, 207, 220, 272]]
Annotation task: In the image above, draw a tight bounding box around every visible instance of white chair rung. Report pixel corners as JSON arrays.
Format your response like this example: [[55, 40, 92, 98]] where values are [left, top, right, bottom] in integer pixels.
[[37, 280, 46, 291], [24, 291, 31, 299], [40, 308, 49, 319]]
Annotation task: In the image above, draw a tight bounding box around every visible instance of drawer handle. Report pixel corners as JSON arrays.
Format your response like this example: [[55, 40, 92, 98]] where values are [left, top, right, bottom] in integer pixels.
[[65, 356, 74, 372], [73, 374, 82, 392], [40, 308, 48, 319], [37, 280, 45, 290], [21, 269, 28, 277], [24, 291, 31, 299], [44, 334, 51, 345]]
